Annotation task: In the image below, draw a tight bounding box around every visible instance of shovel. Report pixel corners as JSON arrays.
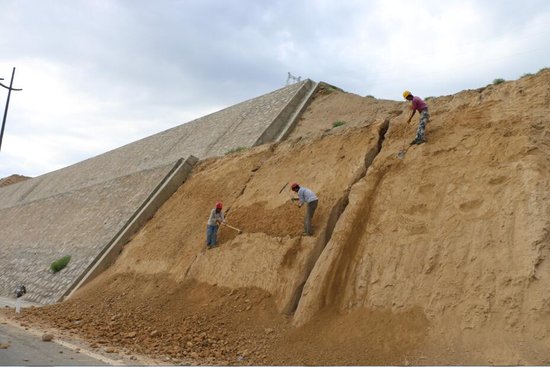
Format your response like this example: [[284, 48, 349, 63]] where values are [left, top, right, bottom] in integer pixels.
[[397, 121, 411, 159], [222, 222, 242, 234]]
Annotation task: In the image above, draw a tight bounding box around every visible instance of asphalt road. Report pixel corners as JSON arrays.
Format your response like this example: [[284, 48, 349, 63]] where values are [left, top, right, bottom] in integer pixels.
[[0, 322, 106, 366]]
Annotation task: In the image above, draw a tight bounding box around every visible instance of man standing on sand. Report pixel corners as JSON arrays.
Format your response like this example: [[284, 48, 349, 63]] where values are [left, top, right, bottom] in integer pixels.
[[291, 183, 318, 236], [206, 202, 225, 249], [403, 90, 430, 145]]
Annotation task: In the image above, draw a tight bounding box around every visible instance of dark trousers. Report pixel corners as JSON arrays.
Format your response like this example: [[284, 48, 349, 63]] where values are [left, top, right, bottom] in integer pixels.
[[305, 200, 318, 235], [206, 225, 218, 247]]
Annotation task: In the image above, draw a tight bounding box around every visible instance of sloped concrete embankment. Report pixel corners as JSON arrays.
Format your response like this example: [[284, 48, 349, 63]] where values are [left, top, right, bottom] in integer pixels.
[[293, 70, 550, 364], [0, 159, 195, 304], [0, 164, 169, 303]]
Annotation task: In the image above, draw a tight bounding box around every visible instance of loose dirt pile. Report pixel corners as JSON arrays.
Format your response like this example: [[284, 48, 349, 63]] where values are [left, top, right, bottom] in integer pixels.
[[5, 69, 550, 365], [12, 273, 288, 365]]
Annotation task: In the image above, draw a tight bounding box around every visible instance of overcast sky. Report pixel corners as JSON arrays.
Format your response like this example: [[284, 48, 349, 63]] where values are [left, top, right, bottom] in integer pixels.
[[1, 0, 549, 178]]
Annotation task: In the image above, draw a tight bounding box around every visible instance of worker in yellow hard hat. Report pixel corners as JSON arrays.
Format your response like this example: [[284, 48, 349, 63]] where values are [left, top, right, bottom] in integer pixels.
[[403, 90, 429, 145]]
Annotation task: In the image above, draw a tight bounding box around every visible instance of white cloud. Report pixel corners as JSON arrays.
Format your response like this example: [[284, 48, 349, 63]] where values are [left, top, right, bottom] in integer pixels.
[[0, 0, 549, 178]]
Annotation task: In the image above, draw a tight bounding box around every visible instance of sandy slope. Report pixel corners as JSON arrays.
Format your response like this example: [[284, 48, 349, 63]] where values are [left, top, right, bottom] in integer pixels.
[[0, 174, 30, 187], [7, 69, 550, 365], [294, 70, 550, 364]]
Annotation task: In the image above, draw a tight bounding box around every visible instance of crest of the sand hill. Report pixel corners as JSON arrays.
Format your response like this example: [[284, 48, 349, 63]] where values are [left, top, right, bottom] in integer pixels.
[[0, 174, 31, 187], [17, 69, 550, 365]]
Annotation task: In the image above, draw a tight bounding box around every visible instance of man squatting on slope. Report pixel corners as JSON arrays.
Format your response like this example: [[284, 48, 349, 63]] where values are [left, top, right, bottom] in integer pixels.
[[291, 182, 318, 236], [403, 90, 430, 145], [206, 201, 226, 249]]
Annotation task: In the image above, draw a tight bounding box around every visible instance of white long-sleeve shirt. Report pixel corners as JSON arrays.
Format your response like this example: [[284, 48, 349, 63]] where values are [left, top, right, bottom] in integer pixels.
[[297, 187, 318, 205], [207, 209, 225, 226]]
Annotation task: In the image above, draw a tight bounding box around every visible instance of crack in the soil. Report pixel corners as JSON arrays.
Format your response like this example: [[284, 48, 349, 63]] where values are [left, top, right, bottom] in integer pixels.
[[287, 119, 391, 314]]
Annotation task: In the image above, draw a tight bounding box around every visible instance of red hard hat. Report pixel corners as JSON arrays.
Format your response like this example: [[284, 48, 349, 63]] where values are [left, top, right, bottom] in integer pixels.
[[290, 182, 299, 190], [215, 202, 223, 209]]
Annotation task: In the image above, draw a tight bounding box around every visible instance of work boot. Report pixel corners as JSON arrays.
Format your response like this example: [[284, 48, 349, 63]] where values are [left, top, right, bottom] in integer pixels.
[[410, 137, 426, 145]]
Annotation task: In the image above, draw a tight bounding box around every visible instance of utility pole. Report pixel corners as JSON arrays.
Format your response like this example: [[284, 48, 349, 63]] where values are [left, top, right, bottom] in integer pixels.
[[0, 67, 23, 152]]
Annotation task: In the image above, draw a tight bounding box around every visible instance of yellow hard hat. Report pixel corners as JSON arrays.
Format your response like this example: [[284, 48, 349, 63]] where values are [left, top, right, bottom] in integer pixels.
[[402, 90, 411, 99]]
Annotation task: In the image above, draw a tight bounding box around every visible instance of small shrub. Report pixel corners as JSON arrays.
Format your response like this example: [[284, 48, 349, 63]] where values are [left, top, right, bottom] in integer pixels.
[[521, 73, 533, 78], [538, 67, 549, 73], [50, 255, 71, 273], [332, 121, 346, 128], [365, 95, 375, 98], [425, 96, 434, 101], [225, 146, 248, 155], [492, 78, 505, 85]]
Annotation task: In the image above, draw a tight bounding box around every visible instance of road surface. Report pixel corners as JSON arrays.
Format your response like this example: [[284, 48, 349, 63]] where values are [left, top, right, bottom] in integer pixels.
[[0, 322, 106, 366]]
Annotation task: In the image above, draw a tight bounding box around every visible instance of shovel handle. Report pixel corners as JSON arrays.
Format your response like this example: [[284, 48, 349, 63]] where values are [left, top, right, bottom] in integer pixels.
[[222, 223, 242, 233], [279, 182, 289, 194]]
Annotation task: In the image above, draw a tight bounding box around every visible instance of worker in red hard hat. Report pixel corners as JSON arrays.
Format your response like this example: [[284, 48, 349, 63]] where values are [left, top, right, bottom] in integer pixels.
[[291, 183, 318, 236], [206, 201, 226, 249]]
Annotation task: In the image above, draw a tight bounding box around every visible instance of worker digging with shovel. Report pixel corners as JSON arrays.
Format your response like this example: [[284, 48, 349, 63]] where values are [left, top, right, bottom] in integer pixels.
[[290, 182, 318, 236], [403, 90, 429, 145], [205, 202, 225, 249], [205, 201, 242, 249]]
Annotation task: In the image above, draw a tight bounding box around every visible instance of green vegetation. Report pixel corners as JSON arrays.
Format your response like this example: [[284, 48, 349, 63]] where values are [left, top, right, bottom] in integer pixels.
[[365, 95, 375, 98], [226, 146, 248, 155], [425, 96, 434, 101], [332, 121, 347, 128], [50, 255, 71, 273], [538, 67, 549, 73], [521, 73, 534, 78], [318, 82, 345, 95], [492, 78, 505, 85]]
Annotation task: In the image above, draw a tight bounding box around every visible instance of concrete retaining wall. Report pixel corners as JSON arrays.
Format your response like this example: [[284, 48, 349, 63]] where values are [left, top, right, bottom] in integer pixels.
[[0, 162, 178, 304], [0, 80, 317, 304], [65, 155, 199, 300]]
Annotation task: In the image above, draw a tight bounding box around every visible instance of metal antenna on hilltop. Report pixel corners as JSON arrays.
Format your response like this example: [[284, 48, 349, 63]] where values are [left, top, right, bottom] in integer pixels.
[[0, 67, 23, 152], [286, 72, 302, 86]]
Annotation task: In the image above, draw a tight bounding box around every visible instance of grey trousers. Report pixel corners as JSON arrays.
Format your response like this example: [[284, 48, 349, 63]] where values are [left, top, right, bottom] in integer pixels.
[[415, 109, 430, 140], [305, 200, 318, 235]]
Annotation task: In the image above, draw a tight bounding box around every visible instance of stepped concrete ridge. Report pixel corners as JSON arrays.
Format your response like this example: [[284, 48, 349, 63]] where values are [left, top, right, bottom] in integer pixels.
[[0, 80, 317, 304]]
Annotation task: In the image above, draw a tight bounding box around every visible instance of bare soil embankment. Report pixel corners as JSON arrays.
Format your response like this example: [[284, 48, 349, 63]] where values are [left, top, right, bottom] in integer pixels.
[[0, 174, 30, 187], [6, 69, 550, 365], [294, 69, 550, 364]]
